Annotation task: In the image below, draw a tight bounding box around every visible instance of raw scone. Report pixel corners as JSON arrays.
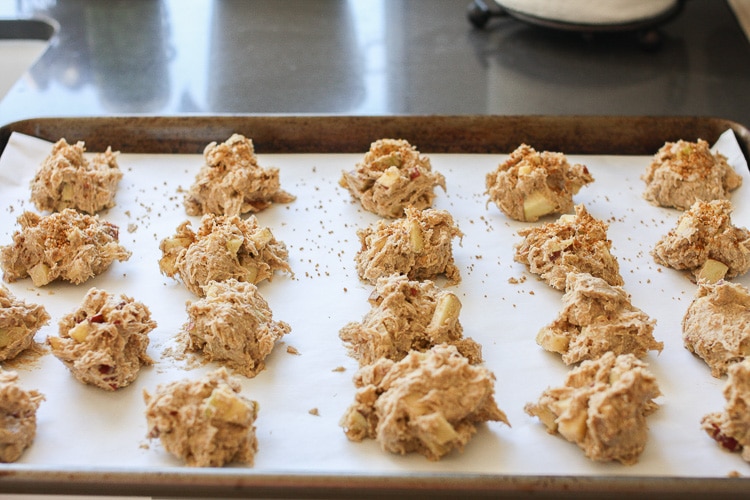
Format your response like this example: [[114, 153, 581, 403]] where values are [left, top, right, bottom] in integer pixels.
[[339, 138, 446, 218], [0, 285, 50, 362], [652, 199, 750, 283], [340, 344, 509, 461], [682, 280, 750, 378], [701, 358, 750, 462], [642, 139, 742, 210], [144, 367, 259, 467], [485, 143, 594, 222], [355, 207, 463, 285], [159, 213, 292, 296], [0, 209, 131, 286], [0, 370, 44, 463], [183, 279, 291, 378], [184, 134, 295, 216], [514, 204, 623, 291], [524, 351, 661, 465], [536, 273, 662, 365], [47, 288, 156, 391], [30, 138, 123, 215], [339, 275, 482, 367]]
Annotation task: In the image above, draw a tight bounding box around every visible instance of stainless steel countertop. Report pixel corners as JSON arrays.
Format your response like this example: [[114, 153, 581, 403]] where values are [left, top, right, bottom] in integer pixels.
[[0, 0, 749, 126]]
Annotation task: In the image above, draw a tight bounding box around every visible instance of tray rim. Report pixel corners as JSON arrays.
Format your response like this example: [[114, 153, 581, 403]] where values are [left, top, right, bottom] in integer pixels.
[[0, 114, 749, 498], [0, 114, 749, 160]]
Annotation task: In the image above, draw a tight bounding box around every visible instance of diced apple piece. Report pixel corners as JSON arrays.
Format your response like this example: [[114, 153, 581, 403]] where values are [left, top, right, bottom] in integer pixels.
[[517, 164, 533, 176], [28, 262, 52, 287], [418, 413, 459, 457], [555, 399, 587, 442], [204, 385, 256, 425], [426, 292, 462, 333], [243, 263, 259, 283], [695, 259, 729, 283], [68, 321, 92, 343], [226, 236, 244, 255], [250, 227, 273, 249], [0, 327, 23, 348], [61, 182, 74, 201], [523, 191, 556, 221], [161, 235, 193, 252], [408, 219, 424, 253], [533, 404, 559, 433], [375, 166, 401, 188], [675, 216, 697, 238], [536, 327, 569, 354]]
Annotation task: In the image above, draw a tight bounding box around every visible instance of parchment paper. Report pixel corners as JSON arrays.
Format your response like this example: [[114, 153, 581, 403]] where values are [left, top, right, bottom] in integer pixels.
[[0, 130, 748, 478]]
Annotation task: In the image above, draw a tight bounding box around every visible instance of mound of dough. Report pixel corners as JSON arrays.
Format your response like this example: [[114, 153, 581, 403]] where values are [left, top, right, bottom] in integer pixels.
[[642, 139, 742, 210], [159, 214, 292, 296], [47, 288, 156, 391], [0, 370, 44, 463], [340, 344, 508, 461], [652, 199, 750, 283], [184, 279, 291, 378], [184, 134, 295, 216], [536, 273, 662, 365], [30, 138, 122, 215], [339, 275, 481, 366], [701, 358, 750, 463], [144, 367, 259, 467], [355, 207, 463, 285], [0, 285, 50, 362], [485, 143, 593, 222], [339, 138, 446, 218], [682, 280, 750, 378], [514, 204, 623, 290], [0, 209, 131, 286], [524, 351, 661, 465]]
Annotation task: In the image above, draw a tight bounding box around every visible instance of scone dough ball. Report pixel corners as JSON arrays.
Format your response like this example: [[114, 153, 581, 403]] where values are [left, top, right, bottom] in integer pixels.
[[0, 285, 50, 362], [642, 139, 742, 210], [652, 199, 750, 283], [524, 352, 661, 465], [144, 367, 259, 467], [486, 143, 594, 222], [340, 344, 509, 461], [701, 358, 750, 462], [184, 279, 291, 378], [47, 288, 156, 391], [0, 370, 44, 463], [514, 204, 623, 290], [339, 138, 446, 218], [159, 214, 292, 296], [340, 274, 481, 366], [355, 207, 463, 285], [682, 280, 750, 378], [0, 209, 131, 287], [30, 138, 122, 215], [185, 133, 295, 216], [536, 272, 662, 365]]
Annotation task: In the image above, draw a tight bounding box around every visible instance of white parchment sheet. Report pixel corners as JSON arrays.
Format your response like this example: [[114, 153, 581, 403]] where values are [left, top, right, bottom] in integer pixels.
[[0, 130, 749, 478]]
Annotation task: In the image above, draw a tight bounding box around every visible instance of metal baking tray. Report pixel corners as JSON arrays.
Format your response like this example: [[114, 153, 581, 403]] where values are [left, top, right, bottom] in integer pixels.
[[0, 115, 749, 499]]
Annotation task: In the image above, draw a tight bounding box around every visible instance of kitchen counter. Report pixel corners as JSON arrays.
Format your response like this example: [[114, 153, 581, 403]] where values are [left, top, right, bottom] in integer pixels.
[[0, 0, 749, 126]]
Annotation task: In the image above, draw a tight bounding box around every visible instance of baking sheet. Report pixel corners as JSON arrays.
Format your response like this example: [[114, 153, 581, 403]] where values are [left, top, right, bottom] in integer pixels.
[[0, 128, 749, 481]]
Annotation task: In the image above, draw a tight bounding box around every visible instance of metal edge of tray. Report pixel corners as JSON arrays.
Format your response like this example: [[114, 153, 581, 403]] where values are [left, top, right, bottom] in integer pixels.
[[0, 114, 749, 498], [0, 114, 748, 160]]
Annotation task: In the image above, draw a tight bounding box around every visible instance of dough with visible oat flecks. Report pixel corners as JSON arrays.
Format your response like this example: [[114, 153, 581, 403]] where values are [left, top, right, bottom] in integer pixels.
[[0, 370, 44, 463], [485, 143, 593, 222], [185, 134, 295, 216], [525, 352, 660, 465], [47, 288, 156, 391], [340, 344, 508, 461], [701, 358, 750, 462], [183, 279, 291, 378], [339, 138, 446, 218], [0, 285, 49, 362], [340, 274, 481, 366], [355, 207, 463, 285], [144, 367, 259, 467], [159, 213, 292, 296]]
